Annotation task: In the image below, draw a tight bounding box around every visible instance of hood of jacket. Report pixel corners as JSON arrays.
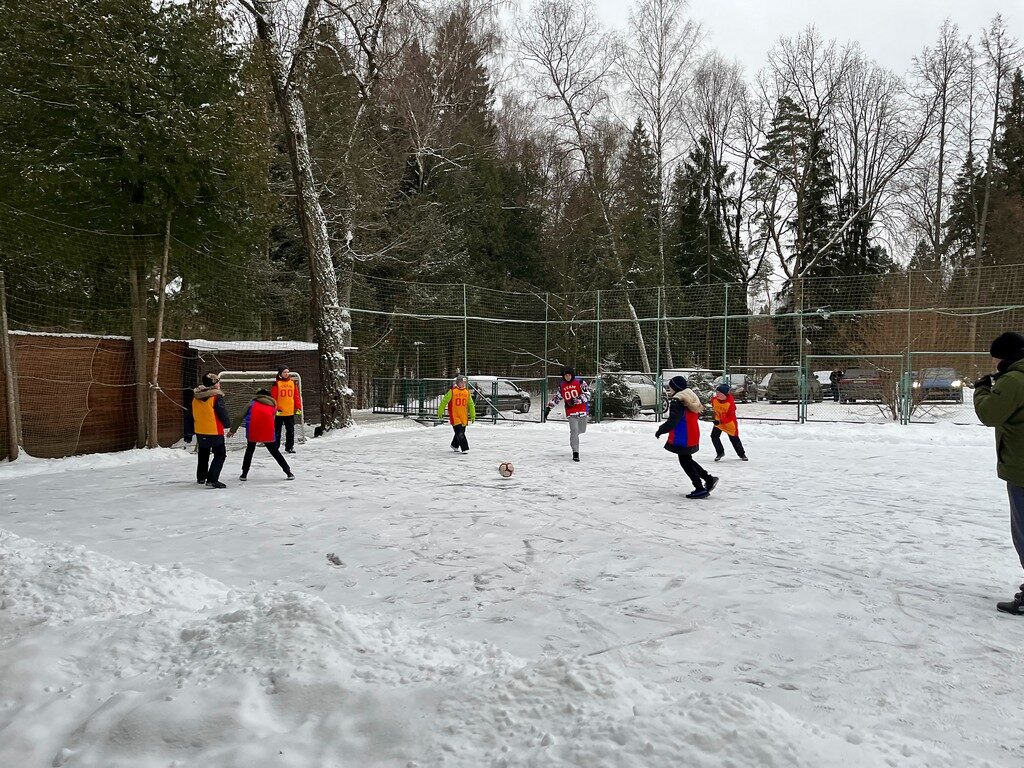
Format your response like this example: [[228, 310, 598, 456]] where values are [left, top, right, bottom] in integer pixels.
[[997, 357, 1024, 378], [193, 384, 223, 400], [254, 394, 276, 407]]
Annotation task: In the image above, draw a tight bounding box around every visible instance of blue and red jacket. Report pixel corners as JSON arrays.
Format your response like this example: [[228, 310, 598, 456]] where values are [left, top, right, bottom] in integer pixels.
[[656, 389, 702, 454], [243, 395, 278, 443], [547, 377, 591, 417]]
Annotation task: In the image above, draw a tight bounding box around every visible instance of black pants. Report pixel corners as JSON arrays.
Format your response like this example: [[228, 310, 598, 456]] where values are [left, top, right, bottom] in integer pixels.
[[275, 415, 296, 452], [242, 441, 291, 478], [1010, 483, 1024, 572], [678, 452, 711, 490], [451, 424, 469, 452], [832, 384, 840, 402], [711, 427, 746, 458], [196, 435, 227, 484]]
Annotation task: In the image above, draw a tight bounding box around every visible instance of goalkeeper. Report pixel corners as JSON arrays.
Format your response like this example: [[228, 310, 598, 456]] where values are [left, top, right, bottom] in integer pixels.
[[271, 367, 302, 454]]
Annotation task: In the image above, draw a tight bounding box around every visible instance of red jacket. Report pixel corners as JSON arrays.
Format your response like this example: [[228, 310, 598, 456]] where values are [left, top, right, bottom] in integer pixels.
[[244, 396, 278, 443]]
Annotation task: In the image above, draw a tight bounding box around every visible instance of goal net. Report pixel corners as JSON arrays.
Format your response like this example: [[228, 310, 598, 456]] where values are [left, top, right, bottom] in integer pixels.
[[215, 371, 307, 450]]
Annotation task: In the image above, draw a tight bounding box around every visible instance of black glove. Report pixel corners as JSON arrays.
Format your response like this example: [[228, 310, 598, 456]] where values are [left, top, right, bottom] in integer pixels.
[[974, 374, 994, 389], [713, 419, 721, 425]]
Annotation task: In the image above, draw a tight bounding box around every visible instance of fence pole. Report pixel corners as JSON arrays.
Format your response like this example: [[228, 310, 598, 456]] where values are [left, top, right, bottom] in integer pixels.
[[796, 277, 805, 423], [462, 283, 468, 375], [595, 290, 601, 423], [722, 283, 729, 376], [0, 271, 21, 460], [903, 271, 912, 424], [655, 288, 661, 378], [544, 292, 549, 378]]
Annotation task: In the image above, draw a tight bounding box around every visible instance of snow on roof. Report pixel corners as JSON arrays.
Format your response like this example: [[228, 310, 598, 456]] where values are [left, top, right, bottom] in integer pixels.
[[11, 331, 356, 352], [181, 338, 355, 352]]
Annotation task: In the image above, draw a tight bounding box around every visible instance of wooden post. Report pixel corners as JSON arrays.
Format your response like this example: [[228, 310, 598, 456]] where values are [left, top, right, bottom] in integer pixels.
[[0, 271, 22, 460], [128, 254, 149, 448], [147, 210, 173, 448]]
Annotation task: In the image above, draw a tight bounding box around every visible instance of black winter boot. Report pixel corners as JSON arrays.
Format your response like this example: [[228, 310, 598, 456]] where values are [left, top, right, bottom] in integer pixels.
[[572, 452, 580, 462], [997, 584, 1024, 615]]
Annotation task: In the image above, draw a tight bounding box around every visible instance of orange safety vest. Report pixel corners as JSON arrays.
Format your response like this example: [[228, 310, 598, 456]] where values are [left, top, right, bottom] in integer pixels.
[[712, 395, 739, 436], [272, 378, 301, 416]]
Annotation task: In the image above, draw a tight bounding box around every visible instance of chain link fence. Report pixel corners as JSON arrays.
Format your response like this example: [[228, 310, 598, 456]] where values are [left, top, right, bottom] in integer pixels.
[[3, 206, 1024, 458]]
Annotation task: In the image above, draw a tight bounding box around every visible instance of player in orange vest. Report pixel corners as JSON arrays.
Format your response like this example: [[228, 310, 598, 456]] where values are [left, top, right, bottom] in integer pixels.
[[711, 383, 748, 461], [184, 372, 232, 488], [271, 367, 302, 454], [437, 375, 476, 453]]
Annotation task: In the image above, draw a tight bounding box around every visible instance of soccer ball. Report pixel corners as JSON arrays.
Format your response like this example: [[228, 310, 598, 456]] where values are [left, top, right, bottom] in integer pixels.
[[498, 461, 514, 478]]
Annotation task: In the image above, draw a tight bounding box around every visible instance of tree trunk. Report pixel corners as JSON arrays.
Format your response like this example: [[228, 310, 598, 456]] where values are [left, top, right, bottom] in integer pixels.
[[969, 73, 1004, 352], [253, 0, 351, 430], [147, 210, 172, 449], [128, 255, 149, 449]]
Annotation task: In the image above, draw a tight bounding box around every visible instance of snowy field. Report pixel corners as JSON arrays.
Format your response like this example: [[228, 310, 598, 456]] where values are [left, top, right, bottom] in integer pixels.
[[1, 417, 1022, 767]]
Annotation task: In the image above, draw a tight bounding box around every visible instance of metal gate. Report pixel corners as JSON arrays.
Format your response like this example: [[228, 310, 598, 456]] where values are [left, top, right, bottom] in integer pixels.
[[726, 365, 800, 422], [905, 352, 987, 425], [804, 355, 906, 423]]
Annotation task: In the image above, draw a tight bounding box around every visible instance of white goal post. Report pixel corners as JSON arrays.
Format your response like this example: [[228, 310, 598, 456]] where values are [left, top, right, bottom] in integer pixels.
[[216, 370, 307, 447]]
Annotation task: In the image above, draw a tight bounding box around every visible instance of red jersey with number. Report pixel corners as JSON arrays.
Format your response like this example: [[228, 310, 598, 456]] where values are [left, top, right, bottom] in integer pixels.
[[559, 379, 589, 417]]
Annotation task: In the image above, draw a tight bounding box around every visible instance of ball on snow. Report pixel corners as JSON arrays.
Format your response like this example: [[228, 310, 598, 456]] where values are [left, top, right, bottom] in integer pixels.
[[498, 461, 514, 478]]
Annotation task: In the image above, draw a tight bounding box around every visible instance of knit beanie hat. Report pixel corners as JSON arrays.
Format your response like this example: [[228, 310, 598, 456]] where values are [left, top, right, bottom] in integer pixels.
[[201, 372, 220, 387], [716, 383, 731, 395], [990, 332, 1024, 360], [668, 375, 688, 392]]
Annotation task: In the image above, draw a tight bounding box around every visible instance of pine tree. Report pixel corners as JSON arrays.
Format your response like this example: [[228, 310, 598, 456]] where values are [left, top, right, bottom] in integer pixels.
[[667, 137, 733, 287], [616, 120, 660, 288]]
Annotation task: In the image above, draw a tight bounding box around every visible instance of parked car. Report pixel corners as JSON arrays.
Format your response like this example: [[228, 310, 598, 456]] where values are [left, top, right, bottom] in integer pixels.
[[766, 369, 823, 403], [712, 374, 759, 403], [468, 376, 531, 415], [837, 368, 883, 403], [912, 367, 964, 403], [621, 373, 667, 414], [814, 370, 835, 399]]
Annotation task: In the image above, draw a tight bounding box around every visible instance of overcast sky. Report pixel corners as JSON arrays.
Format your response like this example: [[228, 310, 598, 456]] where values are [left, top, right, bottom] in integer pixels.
[[593, 0, 1024, 76]]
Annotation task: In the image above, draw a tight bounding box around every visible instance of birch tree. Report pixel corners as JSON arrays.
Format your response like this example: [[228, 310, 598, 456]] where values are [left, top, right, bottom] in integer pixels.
[[239, 0, 353, 429], [517, 0, 651, 373]]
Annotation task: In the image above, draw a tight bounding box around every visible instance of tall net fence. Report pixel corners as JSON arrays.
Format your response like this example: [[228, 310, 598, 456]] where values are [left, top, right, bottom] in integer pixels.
[[3, 206, 1024, 459]]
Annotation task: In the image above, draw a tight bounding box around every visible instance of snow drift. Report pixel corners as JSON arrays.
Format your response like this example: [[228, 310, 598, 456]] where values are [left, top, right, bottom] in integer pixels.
[[0, 529, 958, 768]]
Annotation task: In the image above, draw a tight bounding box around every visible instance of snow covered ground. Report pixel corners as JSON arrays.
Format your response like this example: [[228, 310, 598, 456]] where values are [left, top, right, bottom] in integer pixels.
[[1, 418, 1021, 767]]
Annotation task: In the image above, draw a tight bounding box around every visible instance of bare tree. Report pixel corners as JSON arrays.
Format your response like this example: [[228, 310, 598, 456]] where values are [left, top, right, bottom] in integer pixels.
[[754, 28, 935, 281], [517, 0, 652, 372], [829, 51, 918, 263], [909, 21, 971, 270], [968, 15, 1021, 348], [618, 0, 702, 285], [238, 0, 353, 430]]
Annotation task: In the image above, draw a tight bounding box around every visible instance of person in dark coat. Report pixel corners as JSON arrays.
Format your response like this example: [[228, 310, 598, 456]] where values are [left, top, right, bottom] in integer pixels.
[[184, 372, 232, 489], [230, 388, 294, 481], [655, 375, 719, 499], [829, 369, 844, 402], [974, 331, 1024, 614]]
